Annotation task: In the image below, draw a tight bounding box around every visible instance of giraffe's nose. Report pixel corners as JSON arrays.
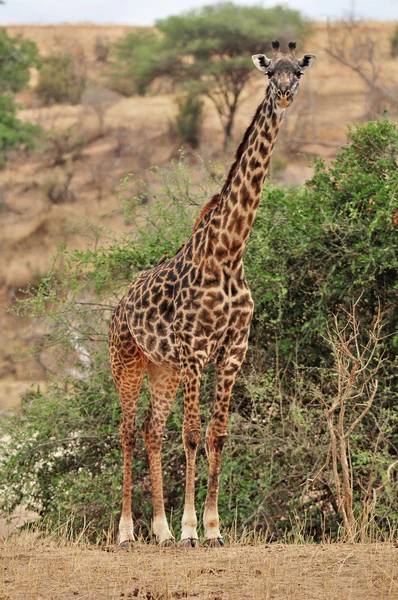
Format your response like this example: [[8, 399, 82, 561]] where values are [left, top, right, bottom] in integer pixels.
[[277, 89, 291, 100], [276, 89, 291, 107]]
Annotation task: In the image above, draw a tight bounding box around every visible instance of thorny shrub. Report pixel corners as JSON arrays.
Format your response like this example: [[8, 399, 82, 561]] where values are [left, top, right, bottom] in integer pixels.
[[37, 53, 86, 106], [0, 120, 397, 542]]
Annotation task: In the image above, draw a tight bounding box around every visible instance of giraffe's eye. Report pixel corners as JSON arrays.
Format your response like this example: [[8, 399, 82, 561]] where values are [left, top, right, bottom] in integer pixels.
[[296, 70, 303, 78], [265, 70, 273, 78]]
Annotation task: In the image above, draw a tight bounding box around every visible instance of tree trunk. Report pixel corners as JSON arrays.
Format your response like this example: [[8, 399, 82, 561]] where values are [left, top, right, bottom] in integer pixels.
[[223, 108, 236, 149]]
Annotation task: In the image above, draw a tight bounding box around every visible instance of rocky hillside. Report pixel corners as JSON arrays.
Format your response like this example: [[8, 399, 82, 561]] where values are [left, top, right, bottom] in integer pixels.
[[0, 21, 397, 408]]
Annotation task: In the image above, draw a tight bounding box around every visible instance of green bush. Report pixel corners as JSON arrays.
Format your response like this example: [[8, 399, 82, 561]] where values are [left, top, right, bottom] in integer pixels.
[[0, 29, 40, 166], [390, 25, 398, 58], [37, 53, 86, 106], [171, 93, 204, 148], [1, 120, 397, 542], [246, 119, 398, 363], [0, 94, 40, 167], [94, 37, 109, 63], [0, 28, 39, 93]]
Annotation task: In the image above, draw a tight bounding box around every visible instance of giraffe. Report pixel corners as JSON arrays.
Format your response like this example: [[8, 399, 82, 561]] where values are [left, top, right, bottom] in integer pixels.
[[109, 40, 316, 548]]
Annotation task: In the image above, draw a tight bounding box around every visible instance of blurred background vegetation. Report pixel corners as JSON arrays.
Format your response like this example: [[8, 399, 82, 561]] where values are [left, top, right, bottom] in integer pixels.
[[0, 2, 397, 543]]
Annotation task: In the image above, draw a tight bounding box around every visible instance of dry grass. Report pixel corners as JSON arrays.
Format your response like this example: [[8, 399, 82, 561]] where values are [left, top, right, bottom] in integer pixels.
[[1, 533, 397, 600]]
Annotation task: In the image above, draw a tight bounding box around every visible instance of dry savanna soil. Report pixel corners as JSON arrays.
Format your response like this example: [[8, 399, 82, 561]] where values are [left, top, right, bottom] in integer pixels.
[[1, 534, 398, 600]]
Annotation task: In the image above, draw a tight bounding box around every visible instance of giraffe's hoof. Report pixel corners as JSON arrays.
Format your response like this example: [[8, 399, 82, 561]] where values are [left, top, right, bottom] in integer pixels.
[[160, 539, 175, 548], [178, 538, 199, 548], [119, 540, 136, 550], [205, 537, 224, 548]]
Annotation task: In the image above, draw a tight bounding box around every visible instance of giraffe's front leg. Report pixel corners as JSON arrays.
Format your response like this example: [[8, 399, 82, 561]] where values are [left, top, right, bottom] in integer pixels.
[[142, 362, 180, 547], [203, 357, 244, 546], [180, 364, 202, 547]]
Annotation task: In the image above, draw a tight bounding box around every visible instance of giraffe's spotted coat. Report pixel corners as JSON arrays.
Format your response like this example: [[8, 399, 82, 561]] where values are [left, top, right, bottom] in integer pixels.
[[109, 42, 316, 547]]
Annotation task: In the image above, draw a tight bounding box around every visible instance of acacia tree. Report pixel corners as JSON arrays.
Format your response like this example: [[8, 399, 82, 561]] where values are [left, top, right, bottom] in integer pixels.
[[110, 3, 309, 146], [157, 3, 309, 146], [108, 29, 161, 96]]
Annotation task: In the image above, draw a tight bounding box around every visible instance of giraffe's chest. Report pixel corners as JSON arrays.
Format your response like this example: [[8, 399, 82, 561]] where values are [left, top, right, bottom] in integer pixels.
[[173, 270, 254, 365]]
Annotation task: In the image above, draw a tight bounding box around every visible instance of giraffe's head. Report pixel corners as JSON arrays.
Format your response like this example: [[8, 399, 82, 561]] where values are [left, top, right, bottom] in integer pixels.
[[252, 40, 316, 108]]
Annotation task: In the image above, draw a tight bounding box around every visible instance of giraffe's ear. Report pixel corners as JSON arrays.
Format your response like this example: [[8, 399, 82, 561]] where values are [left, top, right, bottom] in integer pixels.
[[297, 54, 316, 71], [252, 54, 272, 73]]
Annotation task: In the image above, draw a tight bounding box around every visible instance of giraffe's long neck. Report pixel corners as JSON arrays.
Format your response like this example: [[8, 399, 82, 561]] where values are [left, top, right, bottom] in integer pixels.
[[207, 87, 284, 265]]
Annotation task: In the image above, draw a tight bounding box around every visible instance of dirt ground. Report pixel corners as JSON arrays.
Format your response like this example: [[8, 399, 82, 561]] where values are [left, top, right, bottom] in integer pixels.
[[1, 534, 397, 600]]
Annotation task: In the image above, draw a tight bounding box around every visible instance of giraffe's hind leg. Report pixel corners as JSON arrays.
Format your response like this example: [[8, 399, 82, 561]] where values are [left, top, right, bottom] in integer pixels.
[[142, 362, 180, 546], [204, 349, 247, 546], [109, 313, 147, 547], [179, 360, 203, 547]]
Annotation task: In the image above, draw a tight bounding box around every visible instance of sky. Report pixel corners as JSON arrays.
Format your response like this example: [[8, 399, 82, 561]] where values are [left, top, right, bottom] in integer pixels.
[[0, 0, 396, 25]]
